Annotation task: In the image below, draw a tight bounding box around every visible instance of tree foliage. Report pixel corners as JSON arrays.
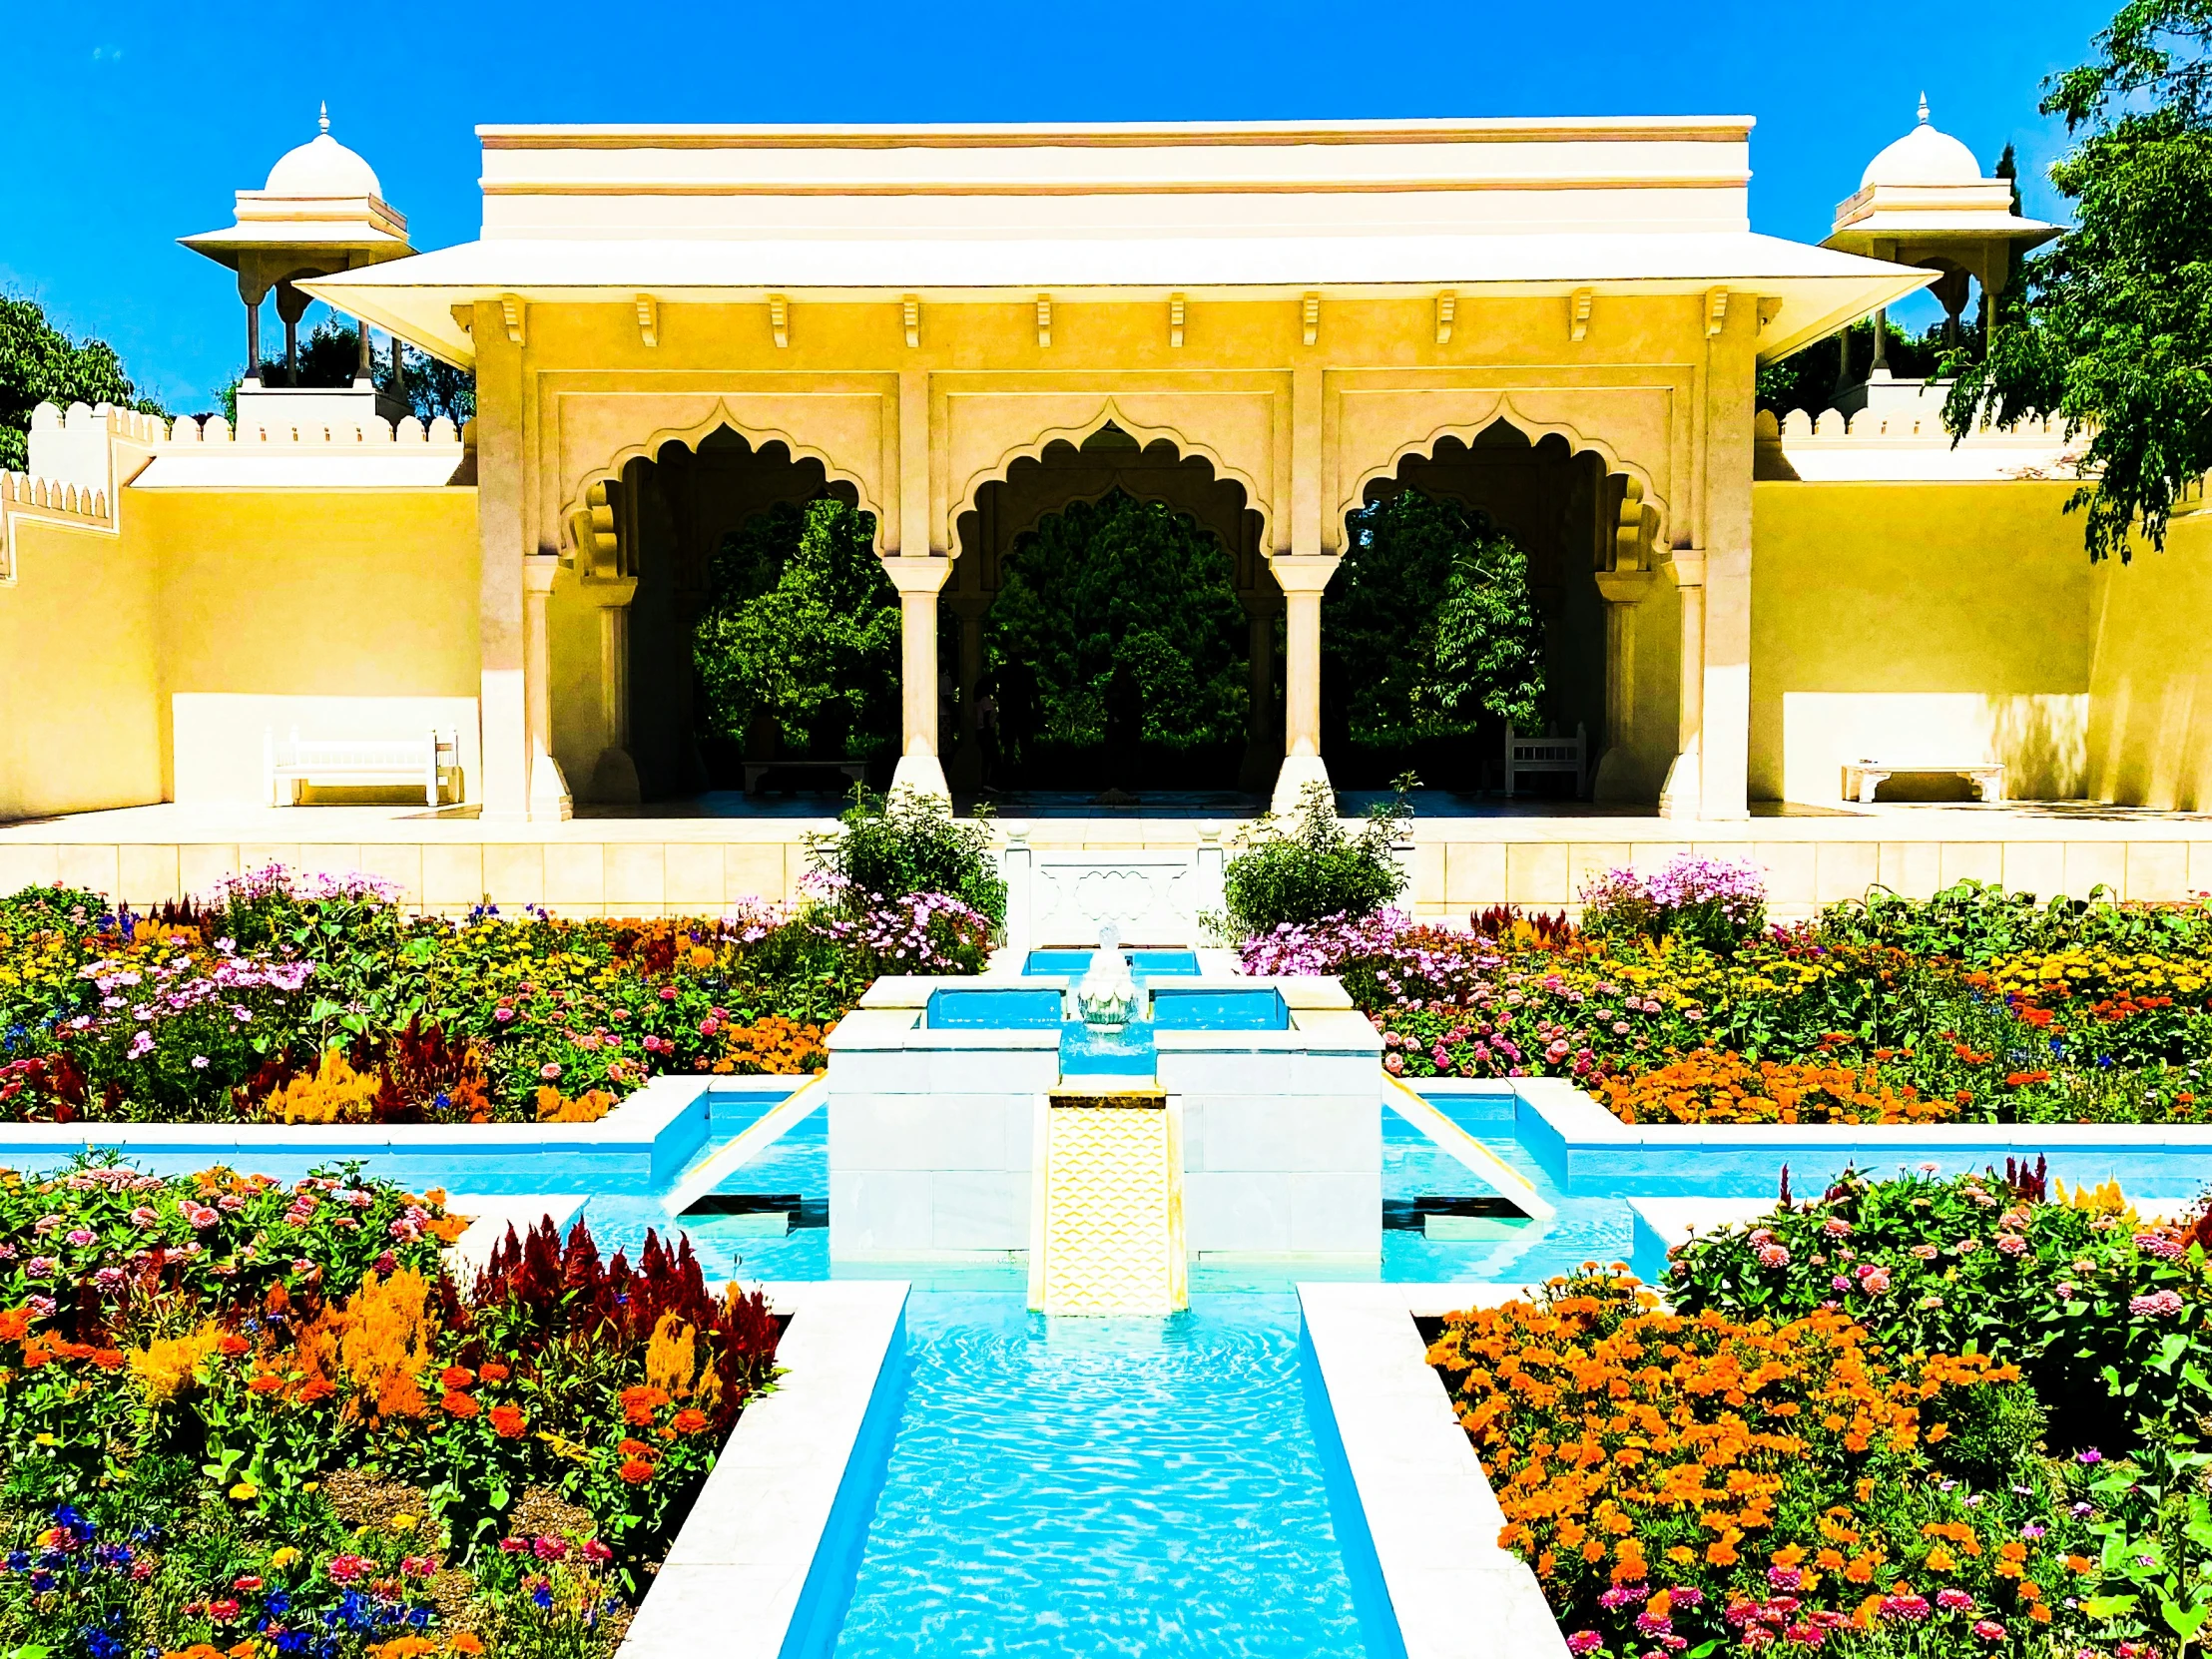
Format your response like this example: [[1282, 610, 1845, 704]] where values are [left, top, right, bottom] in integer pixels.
[[1943, 0, 2212, 560], [1327, 487, 1546, 744], [692, 496, 899, 760], [983, 488, 1249, 750], [1757, 315, 1955, 418], [221, 318, 474, 426], [1219, 779, 1411, 933], [0, 295, 165, 472]]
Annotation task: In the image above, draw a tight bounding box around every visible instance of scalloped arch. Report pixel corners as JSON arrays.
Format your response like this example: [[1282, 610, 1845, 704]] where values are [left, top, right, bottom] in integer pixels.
[[1339, 393, 1669, 547], [949, 400, 1271, 558], [982, 460, 1259, 555], [561, 400, 887, 559]]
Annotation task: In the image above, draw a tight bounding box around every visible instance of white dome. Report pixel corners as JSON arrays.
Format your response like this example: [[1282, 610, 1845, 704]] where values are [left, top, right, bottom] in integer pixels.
[[1861, 95, 1983, 189], [264, 107, 382, 199]]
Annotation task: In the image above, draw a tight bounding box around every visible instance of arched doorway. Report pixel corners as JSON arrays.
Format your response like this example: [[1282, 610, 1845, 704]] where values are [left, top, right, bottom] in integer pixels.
[[950, 424, 1276, 799], [1333, 419, 1663, 801], [553, 426, 891, 803]]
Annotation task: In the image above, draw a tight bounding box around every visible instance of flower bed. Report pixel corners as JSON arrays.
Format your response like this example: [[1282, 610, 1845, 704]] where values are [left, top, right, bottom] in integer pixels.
[[1434, 1167, 2212, 1659], [1248, 861, 2212, 1126], [0, 866, 991, 1126], [0, 1157, 778, 1658]]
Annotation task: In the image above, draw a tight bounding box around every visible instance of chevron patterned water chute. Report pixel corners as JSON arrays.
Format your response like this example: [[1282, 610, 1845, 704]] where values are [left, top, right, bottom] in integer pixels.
[[1031, 1092, 1188, 1316]]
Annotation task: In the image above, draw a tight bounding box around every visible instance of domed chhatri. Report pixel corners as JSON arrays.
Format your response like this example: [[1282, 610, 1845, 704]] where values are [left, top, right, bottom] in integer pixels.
[[180, 103, 412, 409], [262, 103, 385, 202], [1859, 94, 1984, 189], [1823, 94, 2056, 401]]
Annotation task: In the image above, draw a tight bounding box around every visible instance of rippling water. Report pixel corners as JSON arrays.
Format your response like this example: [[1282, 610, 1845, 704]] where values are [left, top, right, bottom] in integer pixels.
[[831, 1292, 1369, 1658]]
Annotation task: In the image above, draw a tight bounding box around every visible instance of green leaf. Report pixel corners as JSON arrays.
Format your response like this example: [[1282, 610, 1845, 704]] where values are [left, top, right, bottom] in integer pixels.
[[2164, 1599, 2210, 1641], [2084, 1594, 2142, 1619]]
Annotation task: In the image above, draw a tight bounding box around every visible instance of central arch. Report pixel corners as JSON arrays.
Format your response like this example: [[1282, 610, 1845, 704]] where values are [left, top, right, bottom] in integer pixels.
[[947, 424, 1278, 796]]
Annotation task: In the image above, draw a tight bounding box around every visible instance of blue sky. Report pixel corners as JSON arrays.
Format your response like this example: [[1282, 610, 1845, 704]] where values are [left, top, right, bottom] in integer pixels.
[[0, 0, 2116, 413]]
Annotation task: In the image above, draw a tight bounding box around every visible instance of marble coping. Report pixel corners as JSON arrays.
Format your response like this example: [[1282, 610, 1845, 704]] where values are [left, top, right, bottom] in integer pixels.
[[618, 1279, 909, 1659], [1299, 1281, 1571, 1659]]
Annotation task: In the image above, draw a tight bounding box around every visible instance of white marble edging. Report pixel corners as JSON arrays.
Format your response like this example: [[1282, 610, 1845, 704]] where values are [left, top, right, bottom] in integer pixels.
[[618, 1279, 909, 1659], [1299, 1282, 1571, 1659]]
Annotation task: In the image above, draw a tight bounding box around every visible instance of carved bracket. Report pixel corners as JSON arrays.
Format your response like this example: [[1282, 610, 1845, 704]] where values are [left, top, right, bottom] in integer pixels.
[[902, 295, 921, 349], [1705, 289, 1730, 339], [499, 295, 526, 346], [1569, 287, 1594, 343], [768, 295, 790, 349], [1435, 291, 1455, 345], [634, 295, 658, 349], [1301, 293, 1320, 347], [1036, 294, 1053, 348], [1169, 293, 1186, 350]]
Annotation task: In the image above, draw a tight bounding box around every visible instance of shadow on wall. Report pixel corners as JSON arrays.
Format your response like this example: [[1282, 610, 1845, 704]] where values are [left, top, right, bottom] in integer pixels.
[[2087, 515, 2212, 810]]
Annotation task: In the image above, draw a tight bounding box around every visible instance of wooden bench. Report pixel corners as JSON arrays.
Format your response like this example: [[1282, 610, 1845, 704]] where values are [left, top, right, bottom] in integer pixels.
[[1843, 760, 2006, 805], [742, 759, 868, 798], [1504, 723, 1588, 798], [266, 727, 459, 807]]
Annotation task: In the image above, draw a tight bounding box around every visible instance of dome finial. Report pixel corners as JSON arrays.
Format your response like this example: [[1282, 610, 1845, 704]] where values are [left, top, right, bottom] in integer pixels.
[[1917, 91, 1930, 125], [318, 101, 329, 135]]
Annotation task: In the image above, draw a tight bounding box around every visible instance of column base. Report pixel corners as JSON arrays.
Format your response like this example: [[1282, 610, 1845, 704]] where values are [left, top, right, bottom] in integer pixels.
[[1656, 743, 1700, 821], [1269, 754, 1334, 818], [890, 752, 950, 802], [528, 741, 573, 824], [589, 747, 640, 806]]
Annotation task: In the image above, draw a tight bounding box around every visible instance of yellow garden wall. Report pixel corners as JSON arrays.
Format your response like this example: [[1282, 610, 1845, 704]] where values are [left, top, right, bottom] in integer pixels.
[[0, 515, 161, 819], [135, 489, 482, 805], [1750, 480, 2093, 806], [2084, 513, 2212, 810]]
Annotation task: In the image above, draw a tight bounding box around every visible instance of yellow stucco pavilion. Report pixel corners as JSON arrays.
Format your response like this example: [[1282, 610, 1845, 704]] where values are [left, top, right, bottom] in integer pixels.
[[7, 107, 2212, 921]]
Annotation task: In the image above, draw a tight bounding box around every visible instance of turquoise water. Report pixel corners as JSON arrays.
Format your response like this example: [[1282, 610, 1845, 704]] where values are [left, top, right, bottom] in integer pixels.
[[576, 1094, 1635, 1656]]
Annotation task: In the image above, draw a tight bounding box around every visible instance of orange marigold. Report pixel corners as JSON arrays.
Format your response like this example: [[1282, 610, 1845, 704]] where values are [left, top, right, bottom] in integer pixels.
[[672, 1407, 710, 1434], [490, 1403, 527, 1439], [440, 1389, 480, 1418], [620, 1383, 671, 1426], [618, 1456, 655, 1484]]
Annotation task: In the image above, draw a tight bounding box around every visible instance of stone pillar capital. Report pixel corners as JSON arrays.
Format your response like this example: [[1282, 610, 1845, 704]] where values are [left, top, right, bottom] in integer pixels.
[[1594, 569, 1659, 607], [580, 574, 639, 609], [1269, 553, 1343, 596], [522, 553, 561, 595], [882, 554, 954, 597], [1667, 555, 1707, 590]]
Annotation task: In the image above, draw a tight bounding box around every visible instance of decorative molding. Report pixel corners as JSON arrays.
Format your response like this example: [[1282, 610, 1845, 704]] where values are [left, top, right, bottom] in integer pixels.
[[902, 295, 921, 349], [945, 392, 1277, 557], [1705, 288, 1730, 338], [1168, 293, 1186, 350], [1568, 287, 1593, 343], [1335, 387, 1672, 550], [1301, 292, 1321, 347], [499, 295, 526, 346], [768, 294, 790, 349], [556, 392, 891, 562], [1035, 294, 1052, 348], [1434, 291, 1455, 345], [634, 294, 658, 348]]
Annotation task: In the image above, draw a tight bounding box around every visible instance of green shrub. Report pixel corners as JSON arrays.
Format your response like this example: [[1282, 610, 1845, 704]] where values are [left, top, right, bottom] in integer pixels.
[[810, 787, 1007, 924], [1218, 780, 1410, 935]]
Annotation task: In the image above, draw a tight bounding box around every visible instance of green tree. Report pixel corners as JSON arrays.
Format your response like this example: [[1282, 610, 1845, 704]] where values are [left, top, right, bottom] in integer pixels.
[[983, 488, 1249, 750], [220, 318, 474, 426], [692, 496, 899, 759], [1942, 0, 2212, 560], [1757, 315, 1956, 419], [0, 295, 165, 472], [1327, 488, 1546, 745]]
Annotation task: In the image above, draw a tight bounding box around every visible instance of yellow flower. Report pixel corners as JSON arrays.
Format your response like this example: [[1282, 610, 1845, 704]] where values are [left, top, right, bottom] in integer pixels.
[[270, 1547, 301, 1568], [389, 1513, 418, 1532], [230, 1482, 259, 1501]]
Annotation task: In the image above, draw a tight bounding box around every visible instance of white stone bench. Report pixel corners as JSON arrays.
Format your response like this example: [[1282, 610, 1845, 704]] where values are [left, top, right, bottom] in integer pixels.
[[1843, 759, 2005, 805], [265, 727, 459, 807], [1504, 722, 1588, 798]]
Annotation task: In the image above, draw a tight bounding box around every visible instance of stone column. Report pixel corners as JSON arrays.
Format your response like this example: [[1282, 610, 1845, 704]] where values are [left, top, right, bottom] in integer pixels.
[[522, 556, 571, 821], [243, 296, 263, 387], [885, 555, 954, 800], [1699, 300, 1757, 822], [585, 577, 641, 804], [275, 280, 310, 383], [473, 300, 530, 823], [1269, 554, 1341, 815], [1592, 569, 1655, 802], [353, 315, 374, 386], [1657, 557, 1704, 820]]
